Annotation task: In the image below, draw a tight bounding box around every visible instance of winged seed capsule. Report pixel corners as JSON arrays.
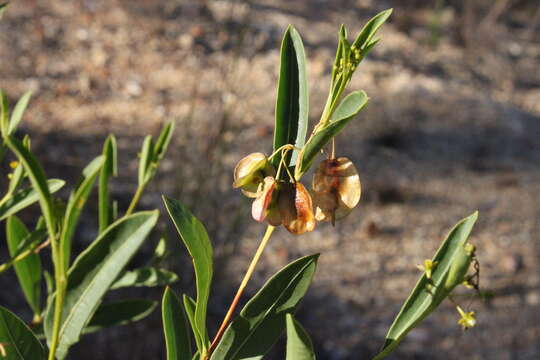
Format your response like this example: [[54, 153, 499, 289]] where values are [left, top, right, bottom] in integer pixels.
[[312, 157, 361, 224], [251, 176, 278, 223], [233, 152, 275, 198], [278, 182, 316, 235]]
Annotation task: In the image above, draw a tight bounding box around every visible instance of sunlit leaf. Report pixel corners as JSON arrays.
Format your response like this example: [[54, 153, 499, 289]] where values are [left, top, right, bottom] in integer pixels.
[[296, 91, 368, 178], [211, 254, 319, 360], [163, 196, 213, 356], [273, 25, 309, 169], [0, 179, 65, 221], [111, 267, 178, 289], [372, 212, 478, 360], [286, 314, 316, 360], [44, 211, 158, 359]]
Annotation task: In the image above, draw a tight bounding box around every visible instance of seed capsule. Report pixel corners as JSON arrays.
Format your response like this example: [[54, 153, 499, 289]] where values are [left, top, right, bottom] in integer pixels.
[[233, 152, 275, 198], [312, 157, 361, 224], [251, 177, 277, 222], [279, 182, 315, 235]]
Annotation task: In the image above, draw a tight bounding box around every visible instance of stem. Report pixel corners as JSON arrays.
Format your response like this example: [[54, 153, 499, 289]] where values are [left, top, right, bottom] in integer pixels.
[[48, 275, 66, 360], [0, 239, 50, 275], [126, 184, 145, 216], [207, 225, 275, 357]]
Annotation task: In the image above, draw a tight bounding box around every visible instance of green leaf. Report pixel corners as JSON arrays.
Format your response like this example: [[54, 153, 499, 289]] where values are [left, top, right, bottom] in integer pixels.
[[34, 299, 157, 338], [7, 137, 29, 195], [210, 254, 319, 360], [0, 179, 65, 221], [331, 25, 346, 85], [138, 135, 154, 186], [0, 90, 8, 137], [273, 25, 309, 169], [6, 216, 42, 316], [352, 9, 393, 50], [183, 294, 203, 354], [8, 91, 32, 135], [4, 135, 57, 237], [0, 306, 45, 360], [151, 121, 174, 168], [372, 212, 478, 360], [286, 314, 316, 360], [85, 299, 157, 333], [150, 235, 169, 265], [162, 288, 192, 360], [98, 135, 118, 233], [5, 228, 46, 260], [111, 267, 179, 289], [296, 91, 368, 178], [44, 211, 158, 359], [163, 196, 213, 356], [60, 155, 105, 271]]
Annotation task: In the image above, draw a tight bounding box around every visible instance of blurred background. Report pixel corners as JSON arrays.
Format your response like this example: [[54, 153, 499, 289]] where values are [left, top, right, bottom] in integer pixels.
[[1, 0, 539, 359]]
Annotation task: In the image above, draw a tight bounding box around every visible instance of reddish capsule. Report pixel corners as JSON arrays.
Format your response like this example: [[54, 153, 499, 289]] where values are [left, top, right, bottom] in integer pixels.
[[312, 157, 361, 224], [251, 177, 278, 222], [279, 182, 316, 235]]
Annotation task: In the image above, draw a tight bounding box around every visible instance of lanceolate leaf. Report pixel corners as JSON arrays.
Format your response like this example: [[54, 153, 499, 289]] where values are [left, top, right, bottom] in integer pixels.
[[286, 314, 316, 360], [352, 9, 393, 50], [7, 159, 25, 195], [111, 267, 179, 289], [60, 155, 105, 271], [0, 306, 45, 360], [0, 90, 8, 137], [150, 121, 174, 179], [98, 135, 118, 233], [9, 91, 32, 135], [163, 196, 213, 356], [0, 179, 65, 221], [44, 211, 158, 359], [331, 25, 347, 85], [273, 25, 309, 169], [296, 91, 368, 178], [34, 300, 157, 339], [162, 288, 191, 360], [372, 212, 478, 360], [6, 216, 42, 316], [211, 254, 319, 360], [4, 136, 57, 236], [85, 299, 157, 333], [138, 135, 154, 186]]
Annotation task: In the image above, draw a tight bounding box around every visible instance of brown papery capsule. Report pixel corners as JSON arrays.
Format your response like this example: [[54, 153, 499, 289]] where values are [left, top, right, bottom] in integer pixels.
[[233, 152, 275, 198], [251, 176, 277, 222], [279, 182, 316, 235], [312, 157, 361, 224]]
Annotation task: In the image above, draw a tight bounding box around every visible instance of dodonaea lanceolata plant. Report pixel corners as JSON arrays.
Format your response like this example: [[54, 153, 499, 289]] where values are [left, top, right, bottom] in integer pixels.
[[160, 8, 482, 360], [0, 4, 482, 359]]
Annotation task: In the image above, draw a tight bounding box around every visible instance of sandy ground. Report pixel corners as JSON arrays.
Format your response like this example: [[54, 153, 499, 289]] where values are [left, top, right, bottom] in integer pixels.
[[1, 0, 539, 359]]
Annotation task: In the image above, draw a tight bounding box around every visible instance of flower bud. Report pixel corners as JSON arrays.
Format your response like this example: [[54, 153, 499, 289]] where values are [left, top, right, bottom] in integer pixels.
[[233, 152, 275, 198], [312, 157, 361, 224], [278, 182, 315, 235]]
